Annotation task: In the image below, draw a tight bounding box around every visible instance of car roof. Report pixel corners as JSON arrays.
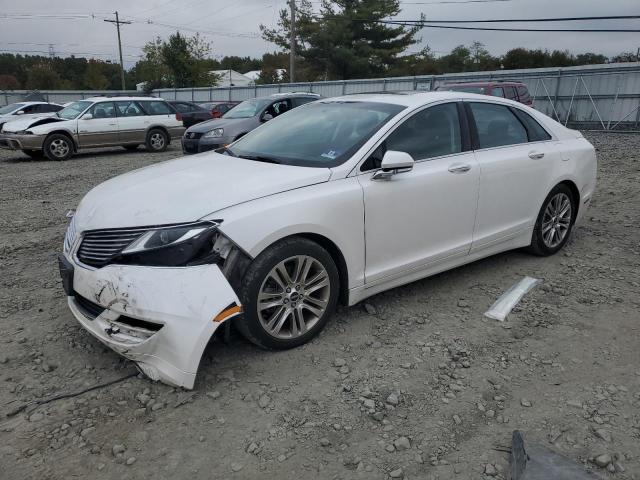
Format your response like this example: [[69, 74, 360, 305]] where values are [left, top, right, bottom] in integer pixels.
[[82, 96, 166, 102], [318, 91, 520, 107], [261, 92, 322, 100]]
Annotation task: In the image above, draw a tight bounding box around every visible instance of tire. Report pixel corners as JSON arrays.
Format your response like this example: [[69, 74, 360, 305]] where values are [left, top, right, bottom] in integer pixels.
[[527, 184, 576, 256], [24, 149, 44, 159], [235, 237, 340, 350], [43, 133, 73, 161], [123, 144, 139, 151], [145, 129, 168, 152]]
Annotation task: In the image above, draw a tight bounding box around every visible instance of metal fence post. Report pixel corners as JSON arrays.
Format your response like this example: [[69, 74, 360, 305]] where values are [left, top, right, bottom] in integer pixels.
[[552, 68, 562, 121], [382, 79, 387, 92], [342, 81, 346, 95]]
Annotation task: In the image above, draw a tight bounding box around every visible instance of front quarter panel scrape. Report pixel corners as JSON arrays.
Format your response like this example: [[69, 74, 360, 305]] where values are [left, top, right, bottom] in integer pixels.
[[71, 262, 240, 389]]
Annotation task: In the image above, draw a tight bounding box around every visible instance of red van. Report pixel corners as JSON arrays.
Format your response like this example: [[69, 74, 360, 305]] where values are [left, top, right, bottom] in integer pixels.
[[436, 81, 533, 106]]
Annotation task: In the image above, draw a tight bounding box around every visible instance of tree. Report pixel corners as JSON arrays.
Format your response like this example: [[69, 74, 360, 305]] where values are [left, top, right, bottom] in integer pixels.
[[25, 63, 63, 89], [84, 59, 109, 90], [612, 51, 638, 63], [0, 74, 20, 89], [261, 0, 421, 80]]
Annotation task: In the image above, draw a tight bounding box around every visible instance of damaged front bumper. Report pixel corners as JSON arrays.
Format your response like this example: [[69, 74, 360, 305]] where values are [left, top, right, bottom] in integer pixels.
[[0, 133, 45, 150], [61, 253, 241, 389]]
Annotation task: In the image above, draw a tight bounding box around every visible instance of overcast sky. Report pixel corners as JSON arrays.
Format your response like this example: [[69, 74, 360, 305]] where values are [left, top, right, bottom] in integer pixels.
[[1, 0, 638, 70]]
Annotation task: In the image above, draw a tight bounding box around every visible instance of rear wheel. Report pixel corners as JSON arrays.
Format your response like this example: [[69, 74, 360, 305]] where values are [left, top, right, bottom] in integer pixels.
[[43, 134, 73, 161], [145, 129, 168, 152], [527, 184, 576, 256], [24, 149, 44, 159], [236, 237, 339, 350], [123, 144, 139, 151]]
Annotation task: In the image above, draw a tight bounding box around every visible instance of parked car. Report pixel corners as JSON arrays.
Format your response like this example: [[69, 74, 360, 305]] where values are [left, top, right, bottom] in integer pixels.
[[198, 101, 239, 119], [0, 97, 184, 160], [0, 101, 63, 131], [168, 100, 214, 128], [182, 93, 321, 154], [59, 91, 596, 388], [436, 81, 533, 106]]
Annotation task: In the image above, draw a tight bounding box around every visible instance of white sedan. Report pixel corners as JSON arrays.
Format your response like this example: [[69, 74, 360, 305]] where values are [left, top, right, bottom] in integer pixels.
[[59, 91, 597, 388]]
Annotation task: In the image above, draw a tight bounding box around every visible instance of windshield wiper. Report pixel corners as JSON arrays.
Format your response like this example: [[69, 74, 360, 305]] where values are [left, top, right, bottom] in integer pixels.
[[237, 154, 281, 164], [217, 146, 237, 157]]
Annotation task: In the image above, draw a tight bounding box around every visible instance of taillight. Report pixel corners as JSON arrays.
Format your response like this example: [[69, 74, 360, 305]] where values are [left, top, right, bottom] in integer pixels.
[[176, 112, 182, 121]]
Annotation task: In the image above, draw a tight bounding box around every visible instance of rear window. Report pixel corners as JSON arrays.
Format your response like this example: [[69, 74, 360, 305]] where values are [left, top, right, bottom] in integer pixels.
[[517, 86, 531, 103], [141, 101, 172, 115], [503, 86, 518, 100]]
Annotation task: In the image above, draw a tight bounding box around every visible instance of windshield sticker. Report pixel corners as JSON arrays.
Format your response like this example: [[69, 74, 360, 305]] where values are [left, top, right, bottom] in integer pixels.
[[320, 150, 340, 160]]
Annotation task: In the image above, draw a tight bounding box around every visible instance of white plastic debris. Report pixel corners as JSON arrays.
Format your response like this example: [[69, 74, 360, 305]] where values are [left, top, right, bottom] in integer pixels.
[[484, 276, 541, 322]]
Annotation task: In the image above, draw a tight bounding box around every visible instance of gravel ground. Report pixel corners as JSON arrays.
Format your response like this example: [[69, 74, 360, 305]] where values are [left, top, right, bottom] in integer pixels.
[[0, 133, 639, 480]]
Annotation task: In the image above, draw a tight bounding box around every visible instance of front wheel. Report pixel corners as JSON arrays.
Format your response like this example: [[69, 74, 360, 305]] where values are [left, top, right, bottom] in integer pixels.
[[527, 184, 576, 256], [236, 237, 339, 349], [145, 129, 168, 152], [43, 134, 73, 161]]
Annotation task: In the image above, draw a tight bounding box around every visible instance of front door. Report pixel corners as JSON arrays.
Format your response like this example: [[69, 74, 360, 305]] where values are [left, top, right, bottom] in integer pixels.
[[77, 102, 119, 147], [358, 102, 479, 284]]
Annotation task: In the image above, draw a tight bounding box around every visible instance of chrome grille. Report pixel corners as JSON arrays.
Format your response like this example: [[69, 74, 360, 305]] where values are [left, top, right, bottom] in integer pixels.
[[77, 227, 149, 268]]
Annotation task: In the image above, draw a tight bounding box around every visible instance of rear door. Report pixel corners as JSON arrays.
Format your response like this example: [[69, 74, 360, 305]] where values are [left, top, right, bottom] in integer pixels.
[[77, 102, 119, 147], [115, 101, 147, 144], [141, 100, 183, 138], [466, 101, 556, 251]]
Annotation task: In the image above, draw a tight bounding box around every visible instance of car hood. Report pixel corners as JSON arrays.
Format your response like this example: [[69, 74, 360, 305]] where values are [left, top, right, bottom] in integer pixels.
[[73, 152, 331, 231], [2, 115, 65, 132], [186, 116, 255, 134]]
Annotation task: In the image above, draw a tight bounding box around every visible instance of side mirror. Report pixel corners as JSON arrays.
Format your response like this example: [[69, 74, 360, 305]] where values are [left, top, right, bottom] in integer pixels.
[[82, 113, 93, 120], [261, 113, 273, 122], [16, 110, 25, 115], [372, 151, 414, 180]]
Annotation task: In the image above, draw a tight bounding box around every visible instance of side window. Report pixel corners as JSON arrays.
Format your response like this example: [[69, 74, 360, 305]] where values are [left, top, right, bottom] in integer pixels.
[[115, 101, 144, 117], [362, 103, 462, 170], [517, 86, 531, 104], [42, 104, 63, 113], [490, 86, 504, 98], [293, 97, 316, 107], [512, 109, 552, 142], [173, 102, 193, 113], [22, 104, 39, 114], [266, 99, 292, 117], [142, 101, 172, 115], [218, 105, 229, 113], [469, 102, 528, 149], [504, 86, 518, 100], [89, 102, 116, 119]]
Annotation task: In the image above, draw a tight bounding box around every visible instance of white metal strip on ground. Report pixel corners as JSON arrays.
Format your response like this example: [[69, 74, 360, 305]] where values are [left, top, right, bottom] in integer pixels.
[[484, 276, 541, 322]]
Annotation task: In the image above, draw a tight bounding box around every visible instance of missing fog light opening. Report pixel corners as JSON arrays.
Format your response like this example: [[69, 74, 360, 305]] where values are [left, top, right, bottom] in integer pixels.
[[484, 276, 541, 322]]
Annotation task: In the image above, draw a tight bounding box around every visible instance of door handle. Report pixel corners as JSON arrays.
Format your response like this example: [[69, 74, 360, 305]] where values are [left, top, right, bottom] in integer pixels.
[[448, 163, 471, 174], [528, 151, 545, 159]]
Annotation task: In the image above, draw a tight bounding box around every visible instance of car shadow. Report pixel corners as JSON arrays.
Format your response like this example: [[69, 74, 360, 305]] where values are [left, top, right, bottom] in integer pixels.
[[1, 145, 181, 164]]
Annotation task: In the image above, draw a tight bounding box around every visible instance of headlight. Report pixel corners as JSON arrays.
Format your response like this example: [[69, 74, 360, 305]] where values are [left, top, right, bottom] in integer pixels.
[[203, 128, 224, 138]]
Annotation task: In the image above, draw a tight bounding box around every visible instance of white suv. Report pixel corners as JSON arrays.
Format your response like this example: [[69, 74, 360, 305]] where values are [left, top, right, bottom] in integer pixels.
[[0, 96, 184, 160]]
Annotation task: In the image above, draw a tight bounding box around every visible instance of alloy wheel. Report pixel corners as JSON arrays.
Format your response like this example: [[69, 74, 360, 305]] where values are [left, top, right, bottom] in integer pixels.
[[541, 192, 572, 248], [50, 139, 70, 158], [257, 255, 331, 339], [150, 132, 165, 150]]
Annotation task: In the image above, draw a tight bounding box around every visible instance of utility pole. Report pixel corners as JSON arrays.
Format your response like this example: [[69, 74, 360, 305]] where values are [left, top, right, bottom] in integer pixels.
[[289, 0, 296, 83], [48, 44, 55, 59], [104, 11, 131, 90]]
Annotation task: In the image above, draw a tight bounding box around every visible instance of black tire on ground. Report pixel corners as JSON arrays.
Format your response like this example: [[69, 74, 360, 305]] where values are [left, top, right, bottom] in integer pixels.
[[527, 183, 577, 256], [145, 129, 168, 152], [24, 149, 44, 159], [235, 237, 340, 350], [123, 144, 139, 151], [43, 133, 73, 161]]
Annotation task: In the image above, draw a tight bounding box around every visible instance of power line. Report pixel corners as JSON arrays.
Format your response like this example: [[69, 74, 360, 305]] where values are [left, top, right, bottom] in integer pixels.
[[380, 21, 640, 32], [0, 48, 141, 58], [390, 14, 640, 23]]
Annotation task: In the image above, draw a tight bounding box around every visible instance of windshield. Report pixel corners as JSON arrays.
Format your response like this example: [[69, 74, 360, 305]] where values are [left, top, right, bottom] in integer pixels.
[[0, 103, 25, 115], [56, 101, 93, 120], [228, 101, 405, 167], [222, 98, 270, 119], [438, 85, 486, 94]]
